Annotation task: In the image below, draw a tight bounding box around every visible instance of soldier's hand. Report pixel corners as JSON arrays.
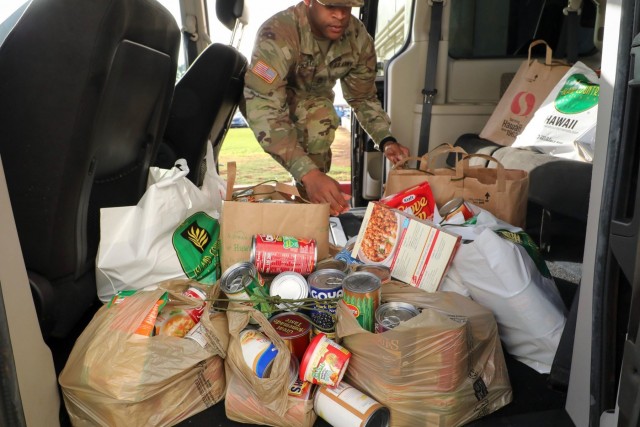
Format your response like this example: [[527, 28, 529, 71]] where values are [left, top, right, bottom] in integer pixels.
[[383, 141, 410, 164], [301, 169, 351, 216]]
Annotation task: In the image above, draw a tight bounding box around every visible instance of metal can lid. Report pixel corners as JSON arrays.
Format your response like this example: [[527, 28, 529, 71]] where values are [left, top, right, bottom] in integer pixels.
[[270, 312, 312, 339], [376, 302, 420, 330], [342, 271, 381, 294], [270, 271, 310, 301], [439, 197, 465, 218], [354, 264, 391, 282], [307, 269, 346, 290], [220, 262, 258, 294], [249, 235, 258, 264], [315, 258, 350, 274]]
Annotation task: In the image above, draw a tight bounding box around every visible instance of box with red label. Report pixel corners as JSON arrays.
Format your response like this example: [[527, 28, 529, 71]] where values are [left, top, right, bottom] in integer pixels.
[[379, 181, 436, 221], [351, 202, 460, 292]]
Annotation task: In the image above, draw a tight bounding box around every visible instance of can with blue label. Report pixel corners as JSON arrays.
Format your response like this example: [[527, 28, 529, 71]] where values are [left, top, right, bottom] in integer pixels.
[[239, 329, 278, 378], [307, 269, 346, 333]]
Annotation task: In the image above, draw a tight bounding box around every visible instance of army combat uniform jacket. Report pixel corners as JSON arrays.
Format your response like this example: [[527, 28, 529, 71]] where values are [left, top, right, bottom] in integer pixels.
[[243, 2, 395, 182]]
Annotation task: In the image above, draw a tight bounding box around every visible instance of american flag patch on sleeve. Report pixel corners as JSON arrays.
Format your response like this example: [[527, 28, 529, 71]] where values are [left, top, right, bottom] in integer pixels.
[[252, 60, 278, 84]]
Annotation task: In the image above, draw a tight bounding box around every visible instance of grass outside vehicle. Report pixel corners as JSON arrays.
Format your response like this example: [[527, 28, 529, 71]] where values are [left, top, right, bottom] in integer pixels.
[[218, 126, 352, 185]]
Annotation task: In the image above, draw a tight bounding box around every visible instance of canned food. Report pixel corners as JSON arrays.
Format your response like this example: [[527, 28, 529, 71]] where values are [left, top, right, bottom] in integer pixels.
[[315, 258, 350, 274], [314, 381, 390, 427], [375, 302, 420, 333], [354, 264, 391, 283], [269, 312, 312, 362], [299, 333, 350, 387], [269, 271, 310, 310], [182, 285, 207, 323], [239, 329, 278, 378], [154, 307, 198, 338], [439, 197, 475, 222], [342, 271, 382, 332], [251, 234, 317, 275], [307, 269, 346, 333], [220, 262, 265, 302]]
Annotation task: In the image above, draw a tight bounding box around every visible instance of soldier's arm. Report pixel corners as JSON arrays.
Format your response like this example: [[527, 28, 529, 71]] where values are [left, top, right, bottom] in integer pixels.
[[243, 24, 318, 182], [340, 29, 396, 151]]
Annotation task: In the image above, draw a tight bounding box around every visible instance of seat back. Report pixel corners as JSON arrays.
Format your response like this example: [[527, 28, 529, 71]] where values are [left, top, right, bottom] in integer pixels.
[[161, 43, 247, 184], [0, 0, 180, 337]]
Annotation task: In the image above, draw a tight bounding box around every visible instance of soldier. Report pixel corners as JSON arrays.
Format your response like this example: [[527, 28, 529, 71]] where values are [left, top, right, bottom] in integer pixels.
[[241, 0, 410, 216]]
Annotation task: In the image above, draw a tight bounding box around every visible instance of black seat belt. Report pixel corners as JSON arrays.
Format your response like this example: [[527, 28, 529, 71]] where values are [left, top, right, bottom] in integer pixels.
[[418, 0, 444, 157], [563, 0, 583, 64]]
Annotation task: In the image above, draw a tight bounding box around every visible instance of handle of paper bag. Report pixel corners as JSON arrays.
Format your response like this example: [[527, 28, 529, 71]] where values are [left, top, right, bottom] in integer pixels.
[[528, 39, 553, 66], [274, 182, 311, 203], [419, 144, 467, 174], [458, 153, 506, 192], [225, 161, 237, 201]]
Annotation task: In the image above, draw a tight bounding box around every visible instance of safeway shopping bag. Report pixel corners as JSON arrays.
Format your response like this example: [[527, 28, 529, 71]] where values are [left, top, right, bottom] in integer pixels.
[[335, 282, 512, 427], [479, 40, 571, 146], [59, 281, 229, 427], [512, 61, 600, 161], [96, 151, 225, 303]]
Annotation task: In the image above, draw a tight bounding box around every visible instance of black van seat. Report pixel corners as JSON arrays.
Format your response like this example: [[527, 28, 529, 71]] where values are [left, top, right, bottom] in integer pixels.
[[0, 0, 180, 338], [450, 133, 592, 223]]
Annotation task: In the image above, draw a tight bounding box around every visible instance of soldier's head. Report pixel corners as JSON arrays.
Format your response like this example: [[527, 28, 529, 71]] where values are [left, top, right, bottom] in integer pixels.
[[304, 0, 360, 41]]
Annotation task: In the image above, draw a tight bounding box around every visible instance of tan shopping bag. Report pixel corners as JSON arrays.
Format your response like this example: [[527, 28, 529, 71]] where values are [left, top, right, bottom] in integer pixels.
[[59, 281, 228, 427], [220, 162, 330, 271], [335, 281, 512, 427], [382, 144, 466, 198], [479, 40, 571, 146]]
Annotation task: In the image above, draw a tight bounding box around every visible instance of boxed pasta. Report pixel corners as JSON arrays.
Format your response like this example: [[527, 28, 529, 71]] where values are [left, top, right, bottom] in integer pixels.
[[350, 202, 460, 292]]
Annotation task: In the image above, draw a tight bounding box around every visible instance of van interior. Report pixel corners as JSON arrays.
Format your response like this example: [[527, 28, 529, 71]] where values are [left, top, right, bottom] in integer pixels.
[[2, 0, 638, 426]]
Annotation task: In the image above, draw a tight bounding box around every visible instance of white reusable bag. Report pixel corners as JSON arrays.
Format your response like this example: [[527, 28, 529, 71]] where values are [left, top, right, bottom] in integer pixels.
[[449, 228, 567, 373], [96, 144, 226, 302]]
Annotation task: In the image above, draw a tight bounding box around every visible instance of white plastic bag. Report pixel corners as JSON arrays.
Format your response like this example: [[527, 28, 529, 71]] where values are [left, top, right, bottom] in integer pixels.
[[448, 228, 567, 373], [512, 61, 599, 161], [96, 147, 226, 303]]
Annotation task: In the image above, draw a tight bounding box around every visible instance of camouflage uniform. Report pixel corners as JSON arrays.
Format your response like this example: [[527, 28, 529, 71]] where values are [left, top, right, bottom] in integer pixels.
[[242, 2, 395, 183]]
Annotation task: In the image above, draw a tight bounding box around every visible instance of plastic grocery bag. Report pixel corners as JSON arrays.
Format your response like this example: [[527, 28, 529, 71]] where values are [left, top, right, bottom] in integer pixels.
[[224, 305, 297, 419], [59, 281, 229, 427], [336, 282, 512, 427], [96, 146, 225, 302], [512, 61, 599, 161], [449, 228, 567, 373]]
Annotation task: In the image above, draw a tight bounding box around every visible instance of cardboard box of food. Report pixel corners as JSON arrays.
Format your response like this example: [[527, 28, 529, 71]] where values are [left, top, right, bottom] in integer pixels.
[[351, 202, 460, 292]]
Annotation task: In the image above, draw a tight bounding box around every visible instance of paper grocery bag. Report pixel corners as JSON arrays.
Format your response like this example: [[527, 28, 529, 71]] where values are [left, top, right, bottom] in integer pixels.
[[383, 144, 466, 198], [479, 40, 571, 146], [220, 162, 330, 271]]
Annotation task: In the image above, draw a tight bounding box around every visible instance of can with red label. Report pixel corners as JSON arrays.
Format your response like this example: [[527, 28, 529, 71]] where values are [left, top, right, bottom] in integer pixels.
[[269, 312, 312, 362], [250, 234, 317, 275], [342, 271, 382, 332], [182, 285, 207, 323], [299, 333, 350, 387]]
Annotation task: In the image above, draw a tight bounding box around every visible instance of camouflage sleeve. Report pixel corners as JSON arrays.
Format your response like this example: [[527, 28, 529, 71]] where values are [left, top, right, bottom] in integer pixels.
[[243, 20, 318, 182], [340, 27, 394, 150]]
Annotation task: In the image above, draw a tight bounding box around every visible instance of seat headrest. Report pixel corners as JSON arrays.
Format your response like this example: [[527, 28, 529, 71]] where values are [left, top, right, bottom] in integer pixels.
[[216, 0, 245, 30]]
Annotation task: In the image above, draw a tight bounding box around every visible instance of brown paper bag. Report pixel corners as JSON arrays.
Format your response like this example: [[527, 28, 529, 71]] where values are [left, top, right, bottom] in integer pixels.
[[220, 162, 330, 271], [479, 40, 571, 146], [383, 144, 466, 198], [59, 281, 228, 427], [423, 153, 529, 228], [335, 281, 512, 427]]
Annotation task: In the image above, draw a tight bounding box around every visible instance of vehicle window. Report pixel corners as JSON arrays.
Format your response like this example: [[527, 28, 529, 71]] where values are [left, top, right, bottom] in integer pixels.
[[373, 0, 411, 75], [449, 0, 597, 59], [155, 0, 188, 80]]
